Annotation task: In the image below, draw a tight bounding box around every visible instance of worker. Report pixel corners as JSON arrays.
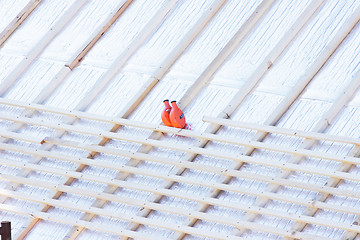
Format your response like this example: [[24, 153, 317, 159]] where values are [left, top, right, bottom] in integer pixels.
[[161, 99, 173, 127], [170, 100, 186, 128]]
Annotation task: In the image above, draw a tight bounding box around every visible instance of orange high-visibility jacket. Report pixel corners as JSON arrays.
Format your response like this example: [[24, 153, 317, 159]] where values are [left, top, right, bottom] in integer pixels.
[[161, 99, 173, 127], [170, 101, 186, 128]]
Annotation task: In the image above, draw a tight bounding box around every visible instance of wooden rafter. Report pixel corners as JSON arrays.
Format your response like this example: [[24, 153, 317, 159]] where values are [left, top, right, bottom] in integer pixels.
[[0, 0, 359, 239], [0, 0, 88, 97], [0, 0, 42, 47]]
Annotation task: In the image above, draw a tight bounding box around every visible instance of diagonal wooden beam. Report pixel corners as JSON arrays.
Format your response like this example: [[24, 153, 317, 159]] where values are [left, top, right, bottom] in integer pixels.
[[0, 0, 88, 97], [67, 0, 133, 70], [217, 0, 325, 122], [0, 0, 43, 47], [29, 0, 134, 106]]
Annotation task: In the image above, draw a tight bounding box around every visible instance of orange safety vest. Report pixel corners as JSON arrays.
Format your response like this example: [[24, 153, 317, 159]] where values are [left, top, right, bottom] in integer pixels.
[[170, 101, 186, 128], [161, 99, 173, 127]]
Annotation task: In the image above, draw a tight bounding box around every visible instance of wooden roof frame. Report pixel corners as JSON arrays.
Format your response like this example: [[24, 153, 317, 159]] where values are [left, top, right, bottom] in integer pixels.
[[0, 0, 359, 239]]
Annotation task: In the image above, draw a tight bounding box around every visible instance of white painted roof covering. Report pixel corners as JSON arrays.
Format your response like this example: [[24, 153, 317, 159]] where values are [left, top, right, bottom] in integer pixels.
[[0, 0, 360, 239]]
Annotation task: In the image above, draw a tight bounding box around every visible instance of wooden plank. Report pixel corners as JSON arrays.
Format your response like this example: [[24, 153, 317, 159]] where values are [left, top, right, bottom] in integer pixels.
[[0, 203, 169, 240], [3, 119, 360, 185], [0, 150, 360, 218], [0, 137, 359, 222], [0, 0, 88, 97], [3, 112, 360, 196], [0, 0, 42, 47]]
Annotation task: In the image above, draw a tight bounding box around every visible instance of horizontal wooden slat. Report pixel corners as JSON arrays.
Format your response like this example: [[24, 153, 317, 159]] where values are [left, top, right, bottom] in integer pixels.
[[203, 116, 360, 145], [1, 114, 360, 183], [1, 112, 357, 165], [0, 171, 341, 239], [0, 203, 169, 240], [0, 97, 359, 238], [0, 97, 359, 146], [0, 139, 360, 219]]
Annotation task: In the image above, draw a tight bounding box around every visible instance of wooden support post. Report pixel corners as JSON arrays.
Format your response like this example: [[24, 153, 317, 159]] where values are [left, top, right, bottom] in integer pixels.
[[0, 221, 11, 240], [0, 0, 42, 48]]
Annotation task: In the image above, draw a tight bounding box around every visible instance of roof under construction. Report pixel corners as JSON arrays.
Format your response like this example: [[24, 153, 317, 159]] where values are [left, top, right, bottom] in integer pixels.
[[0, 0, 360, 239]]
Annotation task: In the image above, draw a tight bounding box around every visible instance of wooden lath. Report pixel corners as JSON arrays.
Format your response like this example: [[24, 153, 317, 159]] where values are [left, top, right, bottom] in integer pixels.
[[0, 97, 359, 239]]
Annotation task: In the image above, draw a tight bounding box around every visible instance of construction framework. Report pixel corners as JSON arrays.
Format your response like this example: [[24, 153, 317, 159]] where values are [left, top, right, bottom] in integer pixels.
[[0, 0, 360, 239]]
